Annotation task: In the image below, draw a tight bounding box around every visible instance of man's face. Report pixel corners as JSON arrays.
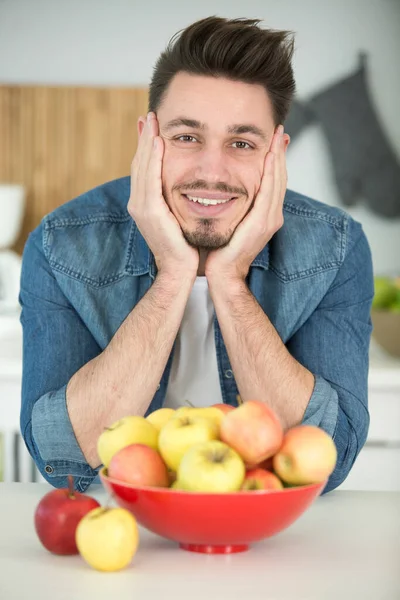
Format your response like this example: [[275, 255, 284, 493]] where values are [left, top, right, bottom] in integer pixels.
[[156, 72, 276, 250]]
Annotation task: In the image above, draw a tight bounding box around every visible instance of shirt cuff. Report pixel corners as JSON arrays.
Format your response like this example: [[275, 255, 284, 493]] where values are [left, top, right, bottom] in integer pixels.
[[31, 384, 99, 479], [301, 374, 339, 437]]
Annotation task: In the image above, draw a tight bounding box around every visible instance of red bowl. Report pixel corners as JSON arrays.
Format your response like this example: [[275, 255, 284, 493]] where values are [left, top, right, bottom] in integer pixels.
[[100, 468, 326, 554]]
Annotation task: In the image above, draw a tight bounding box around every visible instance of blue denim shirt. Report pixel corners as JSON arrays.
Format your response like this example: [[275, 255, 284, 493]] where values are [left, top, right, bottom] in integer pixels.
[[19, 177, 374, 494]]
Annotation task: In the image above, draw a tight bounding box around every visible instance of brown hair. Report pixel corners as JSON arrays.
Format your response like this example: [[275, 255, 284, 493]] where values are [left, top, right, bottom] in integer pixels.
[[149, 16, 296, 126]]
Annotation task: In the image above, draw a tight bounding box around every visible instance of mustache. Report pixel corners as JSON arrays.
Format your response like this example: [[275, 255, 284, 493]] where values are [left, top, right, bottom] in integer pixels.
[[172, 180, 247, 197]]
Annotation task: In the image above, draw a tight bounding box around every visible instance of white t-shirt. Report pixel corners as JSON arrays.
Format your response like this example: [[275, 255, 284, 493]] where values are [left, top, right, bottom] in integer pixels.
[[163, 276, 223, 409]]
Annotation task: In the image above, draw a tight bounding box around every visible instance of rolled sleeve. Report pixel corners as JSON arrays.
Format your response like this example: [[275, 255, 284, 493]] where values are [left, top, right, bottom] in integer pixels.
[[31, 385, 98, 476], [26, 385, 99, 491], [301, 374, 339, 438]]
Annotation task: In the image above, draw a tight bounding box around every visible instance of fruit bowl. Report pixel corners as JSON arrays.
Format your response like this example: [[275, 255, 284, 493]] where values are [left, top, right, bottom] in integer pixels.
[[100, 467, 326, 554]]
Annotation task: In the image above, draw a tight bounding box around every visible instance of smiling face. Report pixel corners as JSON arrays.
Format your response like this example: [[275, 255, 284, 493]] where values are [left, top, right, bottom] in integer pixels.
[[156, 72, 277, 250]]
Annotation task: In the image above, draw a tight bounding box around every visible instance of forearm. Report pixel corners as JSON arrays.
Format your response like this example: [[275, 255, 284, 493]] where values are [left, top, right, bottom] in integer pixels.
[[67, 270, 195, 468], [208, 277, 314, 430]]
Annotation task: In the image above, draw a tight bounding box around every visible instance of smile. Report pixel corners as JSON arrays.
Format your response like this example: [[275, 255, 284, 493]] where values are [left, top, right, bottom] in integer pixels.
[[183, 194, 237, 216], [186, 195, 234, 206]]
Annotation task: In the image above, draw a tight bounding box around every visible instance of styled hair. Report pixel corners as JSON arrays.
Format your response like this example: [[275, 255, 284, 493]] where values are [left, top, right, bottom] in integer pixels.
[[149, 16, 296, 125]]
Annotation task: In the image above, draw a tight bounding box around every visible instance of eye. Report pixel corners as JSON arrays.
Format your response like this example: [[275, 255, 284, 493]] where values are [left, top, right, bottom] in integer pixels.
[[175, 135, 198, 143], [232, 141, 253, 150]]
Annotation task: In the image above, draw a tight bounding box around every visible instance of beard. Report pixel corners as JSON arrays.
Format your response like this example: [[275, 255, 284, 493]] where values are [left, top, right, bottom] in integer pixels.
[[181, 219, 233, 250]]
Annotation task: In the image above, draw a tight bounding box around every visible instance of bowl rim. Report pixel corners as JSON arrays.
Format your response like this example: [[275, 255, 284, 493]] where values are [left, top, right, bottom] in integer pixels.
[[99, 466, 326, 496]]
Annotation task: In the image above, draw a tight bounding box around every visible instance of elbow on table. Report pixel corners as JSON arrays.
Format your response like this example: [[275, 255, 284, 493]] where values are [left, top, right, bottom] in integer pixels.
[[20, 420, 98, 493], [322, 405, 370, 494]]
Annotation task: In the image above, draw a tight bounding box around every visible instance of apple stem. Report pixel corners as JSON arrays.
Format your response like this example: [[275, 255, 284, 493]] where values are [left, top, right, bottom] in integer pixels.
[[67, 475, 75, 499], [236, 395, 243, 406], [184, 398, 195, 408]]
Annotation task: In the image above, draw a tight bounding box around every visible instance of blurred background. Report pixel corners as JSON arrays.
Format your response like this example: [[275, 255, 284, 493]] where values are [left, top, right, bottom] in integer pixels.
[[0, 0, 399, 487]]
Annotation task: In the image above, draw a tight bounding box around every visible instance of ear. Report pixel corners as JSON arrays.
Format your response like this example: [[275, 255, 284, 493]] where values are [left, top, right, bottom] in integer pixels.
[[283, 133, 291, 153], [137, 115, 147, 138]]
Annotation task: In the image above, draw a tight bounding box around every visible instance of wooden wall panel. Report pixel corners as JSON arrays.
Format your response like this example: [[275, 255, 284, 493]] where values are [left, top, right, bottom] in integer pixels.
[[0, 85, 149, 254]]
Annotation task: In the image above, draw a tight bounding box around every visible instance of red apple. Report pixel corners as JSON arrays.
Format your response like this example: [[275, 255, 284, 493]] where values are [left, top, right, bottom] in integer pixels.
[[273, 425, 337, 485], [34, 475, 101, 555], [241, 468, 283, 491], [212, 403, 235, 415], [245, 456, 275, 471], [220, 400, 283, 465], [108, 443, 169, 488]]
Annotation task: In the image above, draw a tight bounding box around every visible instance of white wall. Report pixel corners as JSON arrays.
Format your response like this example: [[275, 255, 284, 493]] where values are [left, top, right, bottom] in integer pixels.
[[0, 0, 399, 275]]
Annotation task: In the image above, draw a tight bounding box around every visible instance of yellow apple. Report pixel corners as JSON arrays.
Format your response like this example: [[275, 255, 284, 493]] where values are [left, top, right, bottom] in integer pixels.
[[97, 415, 158, 467], [173, 406, 192, 417], [158, 415, 219, 472], [146, 407, 175, 432], [170, 480, 184, 489], [178, 440, 245, 492], [185, 407, 224, 428], [76, 507, 139, 571], [172, 406, 224, 428]]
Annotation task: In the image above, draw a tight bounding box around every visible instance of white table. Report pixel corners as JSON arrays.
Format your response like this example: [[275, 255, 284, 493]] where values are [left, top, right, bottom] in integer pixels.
[[0, 483, 399, 600]]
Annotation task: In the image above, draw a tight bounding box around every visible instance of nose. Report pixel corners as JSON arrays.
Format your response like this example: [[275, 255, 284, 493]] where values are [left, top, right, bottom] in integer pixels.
[[194, 145, 230, 184]]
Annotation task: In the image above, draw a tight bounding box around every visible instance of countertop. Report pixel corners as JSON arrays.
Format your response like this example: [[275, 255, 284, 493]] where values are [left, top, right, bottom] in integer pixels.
[[0, 483, 399, 600]]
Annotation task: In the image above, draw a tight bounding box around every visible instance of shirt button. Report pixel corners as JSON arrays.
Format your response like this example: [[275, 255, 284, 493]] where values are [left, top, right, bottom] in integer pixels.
[[44, 465, 54, 474], [224, 369, 233, 379]]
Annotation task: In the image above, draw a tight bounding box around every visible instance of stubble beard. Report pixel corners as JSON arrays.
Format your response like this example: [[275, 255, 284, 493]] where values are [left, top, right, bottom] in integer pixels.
[[182, 219, 234, 250]]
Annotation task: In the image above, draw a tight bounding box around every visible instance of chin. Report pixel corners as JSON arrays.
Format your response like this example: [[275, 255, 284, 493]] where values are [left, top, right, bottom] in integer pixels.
[[182, 226, 233, 250]]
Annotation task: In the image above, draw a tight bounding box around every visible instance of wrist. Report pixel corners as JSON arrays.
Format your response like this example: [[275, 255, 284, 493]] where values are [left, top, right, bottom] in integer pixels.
[[207, 273, 248, 297], [157, 266, 197, 287]]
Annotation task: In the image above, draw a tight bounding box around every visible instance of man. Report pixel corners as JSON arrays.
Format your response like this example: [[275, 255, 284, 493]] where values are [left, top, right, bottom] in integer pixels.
[[19, 16, 374, 493]]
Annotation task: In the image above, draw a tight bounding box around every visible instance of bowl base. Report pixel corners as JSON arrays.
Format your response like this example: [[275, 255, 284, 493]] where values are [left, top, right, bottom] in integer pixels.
[[179, 543, 249, 554]]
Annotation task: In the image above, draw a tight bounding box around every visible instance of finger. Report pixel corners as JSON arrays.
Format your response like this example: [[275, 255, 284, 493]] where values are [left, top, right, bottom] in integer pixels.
[[145, 134, 165, 207], [252, 150, 275, 211], [135, 113, 159, 205], [130, 113, 151, 199]]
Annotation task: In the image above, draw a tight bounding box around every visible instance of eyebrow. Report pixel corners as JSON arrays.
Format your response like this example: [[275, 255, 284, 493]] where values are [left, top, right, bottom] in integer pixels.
[[163, 117, 268, 142]]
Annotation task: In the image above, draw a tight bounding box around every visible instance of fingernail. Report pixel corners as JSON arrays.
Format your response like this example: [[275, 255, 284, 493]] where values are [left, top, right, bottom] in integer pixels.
[[147, 112, 152, 123], [279, 125, 284, 137]]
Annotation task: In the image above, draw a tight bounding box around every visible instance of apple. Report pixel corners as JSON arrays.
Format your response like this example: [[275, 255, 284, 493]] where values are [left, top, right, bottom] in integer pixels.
[[158, 415, 219, 472], [241, 468, 283, 491], [245, 457, 274, 471], [76, 506, 139, 571], [97, 415, 158, 468], [220, 400, 283, 465], [176, 406, 224, 428], [170, 479, 184, 489], [146, 407, 175, 432], [273, 424, 337, 485], [108, 443, 169, 487], [178, 440, 245, 492], [212, 403, 235, 415], [34, 475, 101, 555]]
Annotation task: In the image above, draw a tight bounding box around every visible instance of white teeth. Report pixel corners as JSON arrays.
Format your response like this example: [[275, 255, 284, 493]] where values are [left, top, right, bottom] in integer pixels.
[[186, 195, 232, 206]]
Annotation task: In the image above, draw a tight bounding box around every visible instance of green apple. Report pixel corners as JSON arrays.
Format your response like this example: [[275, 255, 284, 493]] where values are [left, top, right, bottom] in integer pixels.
[[97, 415, 158, 467], [76, 507, 139, 571], [158, 415, 219, 472], [178, 440, 245, 492], [372, 277, 397, 309]]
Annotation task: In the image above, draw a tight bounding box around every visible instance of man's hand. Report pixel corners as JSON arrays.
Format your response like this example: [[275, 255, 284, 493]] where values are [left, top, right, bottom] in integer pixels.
[[205, 125, 288, 284], [128, 112, 199, 277]]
